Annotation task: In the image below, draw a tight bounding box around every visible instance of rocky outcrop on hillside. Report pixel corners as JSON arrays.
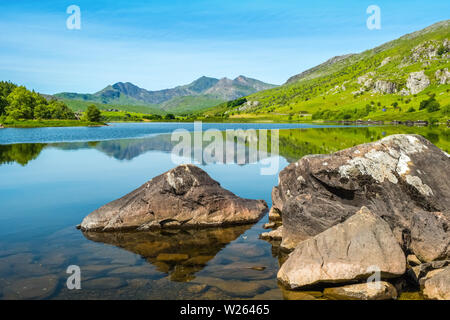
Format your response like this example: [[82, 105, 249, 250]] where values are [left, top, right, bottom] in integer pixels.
[[373, 80, 397, 94], [435, 68, 450, 84], [409, 41, 440, 62], [406, 71, 430, 94], [80, 164, 267, 231], [237, 100, 260, 112], [357, 72, 374, 89], [271, 134, 450, 263]]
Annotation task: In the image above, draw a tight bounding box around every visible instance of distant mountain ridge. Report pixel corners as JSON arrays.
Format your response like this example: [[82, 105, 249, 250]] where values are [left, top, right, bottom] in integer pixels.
[[204, 20, 450, 122], [55, 76, 277, 114]]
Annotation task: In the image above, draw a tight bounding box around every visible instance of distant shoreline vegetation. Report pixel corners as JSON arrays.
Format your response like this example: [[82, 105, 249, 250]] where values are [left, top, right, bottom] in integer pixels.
[[0, 81, 106, 128]]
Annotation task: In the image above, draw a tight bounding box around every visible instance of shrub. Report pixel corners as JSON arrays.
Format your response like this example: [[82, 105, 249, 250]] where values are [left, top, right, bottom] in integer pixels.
[[426, 100, 440, 112], [419, 96, 440, 112], [84, 105, 102, 122]]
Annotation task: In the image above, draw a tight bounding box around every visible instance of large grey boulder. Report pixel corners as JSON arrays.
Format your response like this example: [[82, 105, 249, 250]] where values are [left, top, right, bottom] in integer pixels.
[[273, 134, 450, 262], [81, 164, 267, 231], [277, 207, 406, 289]]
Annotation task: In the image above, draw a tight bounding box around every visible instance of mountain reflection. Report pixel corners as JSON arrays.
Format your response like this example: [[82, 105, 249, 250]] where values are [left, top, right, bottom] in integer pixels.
[[1, 126, 448, 166], [82, 225, 252, 282]]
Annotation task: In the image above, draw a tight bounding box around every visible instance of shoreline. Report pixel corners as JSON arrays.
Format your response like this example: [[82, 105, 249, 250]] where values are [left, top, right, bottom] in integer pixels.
[[0, 120, 107, 128], [1, 118, 449, 128]]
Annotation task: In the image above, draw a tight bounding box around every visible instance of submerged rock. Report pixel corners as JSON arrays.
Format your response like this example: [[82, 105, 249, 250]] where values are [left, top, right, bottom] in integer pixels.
[[2, 275, 58, 300], [263, 222, 276, 229], [272, 134, 450, 262], [323, 281, 398, 300], [81, 164, 267, 231], [260, 226, 283, 241], [277, 207, 406, 289]]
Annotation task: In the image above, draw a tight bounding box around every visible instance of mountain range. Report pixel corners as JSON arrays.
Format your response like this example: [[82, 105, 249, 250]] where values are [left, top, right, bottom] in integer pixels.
[[205, 20, 449, 122], [55, 76, 277, 114]]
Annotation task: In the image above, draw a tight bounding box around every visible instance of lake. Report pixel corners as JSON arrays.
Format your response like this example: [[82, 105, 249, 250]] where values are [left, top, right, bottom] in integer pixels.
[[0, 122, 448, 299]]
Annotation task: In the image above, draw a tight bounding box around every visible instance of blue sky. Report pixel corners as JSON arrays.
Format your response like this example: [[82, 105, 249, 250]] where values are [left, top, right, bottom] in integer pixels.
[[0, 0, 448, 94]]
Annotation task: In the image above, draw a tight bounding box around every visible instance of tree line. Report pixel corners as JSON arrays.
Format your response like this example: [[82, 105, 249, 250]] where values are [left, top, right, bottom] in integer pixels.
[[0, 81, 105, 123], [0, 81, 76, 121]]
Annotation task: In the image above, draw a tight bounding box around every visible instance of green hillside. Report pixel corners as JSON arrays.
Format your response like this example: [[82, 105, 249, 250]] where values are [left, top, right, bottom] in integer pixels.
[[61, 99, 164, 115], [203, 20, 450, 123], [159, 95, 224, 114]]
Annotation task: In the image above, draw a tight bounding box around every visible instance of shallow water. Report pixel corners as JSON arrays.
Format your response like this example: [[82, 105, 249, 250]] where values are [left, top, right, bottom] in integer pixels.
[[0, 123, 448, 299]]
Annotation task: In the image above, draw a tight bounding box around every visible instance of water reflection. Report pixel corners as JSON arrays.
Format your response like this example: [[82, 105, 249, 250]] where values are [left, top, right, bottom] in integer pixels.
[[0, 144, 46, 166], [1, 126, 448, 166], [82, 225, 252, 282]]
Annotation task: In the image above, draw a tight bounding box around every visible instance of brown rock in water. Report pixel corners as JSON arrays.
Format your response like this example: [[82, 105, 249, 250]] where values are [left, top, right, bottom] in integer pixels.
[[407, 260, 450, 285], [422, 266, 450, 300], [263, 222, 276, 229], [324, 281, 398, 300], [81, 164, 267, 231], [277, 207, 406, 289], [272, 134, 450, 261], [260, 226, 283, 241]]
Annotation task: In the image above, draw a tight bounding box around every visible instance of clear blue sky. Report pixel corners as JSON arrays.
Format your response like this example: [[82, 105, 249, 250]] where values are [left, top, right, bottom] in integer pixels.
[[0, 0, 448, 94]]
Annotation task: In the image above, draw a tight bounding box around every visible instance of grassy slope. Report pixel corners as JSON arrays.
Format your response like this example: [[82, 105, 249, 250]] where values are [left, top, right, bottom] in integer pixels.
[[61, 99, 164, 115], [204, 20, 450, 122], [160, 95, 225, 114]]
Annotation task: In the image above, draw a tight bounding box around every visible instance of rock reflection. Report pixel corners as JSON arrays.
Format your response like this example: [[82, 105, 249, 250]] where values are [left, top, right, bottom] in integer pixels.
[[82, 225, 252, 282]]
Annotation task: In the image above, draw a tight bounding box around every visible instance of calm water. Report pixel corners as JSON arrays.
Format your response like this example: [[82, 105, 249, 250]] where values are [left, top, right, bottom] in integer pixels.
[[0, 122, 367, 145], [0, 123, 448, 300]]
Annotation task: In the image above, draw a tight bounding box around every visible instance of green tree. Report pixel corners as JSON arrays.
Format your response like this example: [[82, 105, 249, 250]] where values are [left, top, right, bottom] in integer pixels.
[[426, 100, 441, 113], [6, 86, 36, 119], [34, 104, 52, 119], [48, 101, 75, 119], [33, 92, 51, 119], [164, 113, 175, 120], [84, 105, 102, 122], [0, 81, 17, 116]]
